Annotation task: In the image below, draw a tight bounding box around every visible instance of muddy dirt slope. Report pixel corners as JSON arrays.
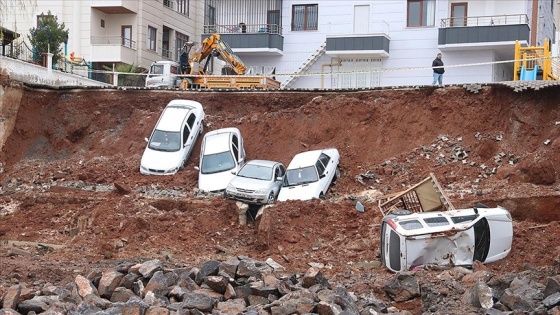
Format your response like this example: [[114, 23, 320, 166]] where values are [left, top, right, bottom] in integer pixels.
[[0, 79, 560, 314]]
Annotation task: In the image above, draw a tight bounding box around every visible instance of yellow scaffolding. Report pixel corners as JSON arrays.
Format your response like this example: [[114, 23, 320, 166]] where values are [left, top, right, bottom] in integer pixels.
[[514, 38, 558, 81]]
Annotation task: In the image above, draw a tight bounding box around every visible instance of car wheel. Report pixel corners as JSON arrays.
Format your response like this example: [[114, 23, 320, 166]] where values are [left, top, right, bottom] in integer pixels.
[[267, 192, 276, 204], [391, 209, 411, 216], [319, 193, 326, 200]]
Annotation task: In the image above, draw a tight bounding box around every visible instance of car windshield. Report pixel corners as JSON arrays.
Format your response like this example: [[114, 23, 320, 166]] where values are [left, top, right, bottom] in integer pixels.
[[148, 130, 181, 152], [283, 166, 318, 186], [201, 151, 235, 174], [238, 164, 273, 181]]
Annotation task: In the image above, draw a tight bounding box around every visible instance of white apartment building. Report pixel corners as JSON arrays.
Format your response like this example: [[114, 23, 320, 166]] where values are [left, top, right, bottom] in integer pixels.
[[204, 0, 556, 88], [1, 0, 203, 82]]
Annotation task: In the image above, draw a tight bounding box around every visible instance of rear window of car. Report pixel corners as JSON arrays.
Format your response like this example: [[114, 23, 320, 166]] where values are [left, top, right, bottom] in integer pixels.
[[389, 230, 401, 271], [424, 216, 450, 227], [399, 220, 423, 230]]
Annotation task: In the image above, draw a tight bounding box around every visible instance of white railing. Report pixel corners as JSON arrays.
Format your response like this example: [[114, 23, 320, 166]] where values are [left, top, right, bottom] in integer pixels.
[[440, 14, 529, 28], [325, 20, 389, 36], [204, 23, 282, 35]]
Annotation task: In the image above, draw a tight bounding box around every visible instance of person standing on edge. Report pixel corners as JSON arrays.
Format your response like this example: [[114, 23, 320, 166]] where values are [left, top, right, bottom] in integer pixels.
[[432, 53, 444, 85]]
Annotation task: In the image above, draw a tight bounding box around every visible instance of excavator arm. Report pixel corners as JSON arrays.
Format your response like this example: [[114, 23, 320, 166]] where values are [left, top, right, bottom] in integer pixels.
[[189, 33, 247, 75]]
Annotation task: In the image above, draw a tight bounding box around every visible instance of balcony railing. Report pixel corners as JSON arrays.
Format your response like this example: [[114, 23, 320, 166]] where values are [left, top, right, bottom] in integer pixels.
[[162, 48, 173, 60], [204, 23, 282, 35], [91, 36, 137, 50], [440, 14, 529, 28]]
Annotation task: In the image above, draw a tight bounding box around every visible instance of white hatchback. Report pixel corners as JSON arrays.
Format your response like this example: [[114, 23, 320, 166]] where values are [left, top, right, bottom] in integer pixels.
[[198, 127, 246, 192], [380, 206, 513, 272], [140, 100, 205, 175], [277, 148, 340, 201]]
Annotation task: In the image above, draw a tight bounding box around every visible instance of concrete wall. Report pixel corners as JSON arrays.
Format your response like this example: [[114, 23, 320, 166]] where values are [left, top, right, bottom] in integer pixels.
[[0, 56, 107, 87]]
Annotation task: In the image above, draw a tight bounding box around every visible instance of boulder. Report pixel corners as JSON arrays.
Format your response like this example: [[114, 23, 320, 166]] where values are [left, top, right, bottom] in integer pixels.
[[182, 292, 215, 312], [2, 285, 21, 310], [195, 260, 220, 284], [384, 272, 420, 302], [216, 298, 246, 314], [204, 276, 228, 294], [544, 293, 560, 309], [110, 287, 137, 303], [98, 270, 124, 299], [17, 297, 48, 314], [302, 267, 329, 289], [544, 276, 560, 298], [144, 271, 169, 297], [75, 275, 99, 298], [138, 260, 163, 279]]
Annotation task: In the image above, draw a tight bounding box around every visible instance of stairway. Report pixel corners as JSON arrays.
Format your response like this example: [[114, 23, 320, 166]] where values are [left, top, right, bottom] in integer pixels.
[[282, 42, 326, 88], [429, 173, 456, 211]]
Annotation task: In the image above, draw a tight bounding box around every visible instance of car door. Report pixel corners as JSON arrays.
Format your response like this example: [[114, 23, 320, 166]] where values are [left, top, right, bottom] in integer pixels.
[[231, 133, 245, 169], [272, 164, 285, 194]]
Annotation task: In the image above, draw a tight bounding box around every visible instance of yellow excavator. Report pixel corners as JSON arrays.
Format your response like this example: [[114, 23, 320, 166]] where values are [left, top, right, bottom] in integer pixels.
[[178, 33, 279, 89]]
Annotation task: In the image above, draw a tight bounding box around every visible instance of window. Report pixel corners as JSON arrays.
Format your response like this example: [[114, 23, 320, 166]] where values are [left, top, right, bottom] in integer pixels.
[[175, 32, 189, 63], [267, 10, 280, 33], [399, 220, 423, 230], [178, 0, 188, 15], [164, 0, 174, 9], [187, 113, 196, 129], [148, 26, 157, 51], [37, 13, 54, 26], [319, 153, 331, 168], [182, 125, 190, 146], [122, 25, 132, 48], [292, 4, 318, 31], [407, 0, 435, 27], [450, 2, 467, 27], [424, 216, 450, 227], [101, 19, 105, 28], [315, 159, 326, 176], [389, 230, 401, 271]]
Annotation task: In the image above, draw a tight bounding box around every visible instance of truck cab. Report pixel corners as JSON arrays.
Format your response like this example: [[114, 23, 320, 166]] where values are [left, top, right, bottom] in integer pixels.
[[145, 61, 181, 88]]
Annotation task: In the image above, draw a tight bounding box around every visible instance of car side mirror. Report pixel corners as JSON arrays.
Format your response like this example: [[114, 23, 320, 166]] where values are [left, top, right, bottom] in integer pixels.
[[144, 137, 149, 143], [320, 174, 326, 179], [276, 176, 283, 181], [194, 166, 200, 171]]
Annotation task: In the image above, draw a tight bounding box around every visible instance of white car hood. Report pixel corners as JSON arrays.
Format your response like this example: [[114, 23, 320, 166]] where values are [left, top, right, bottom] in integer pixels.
[[199, 171, 235, 192], [277, 183, 320, 201], [141, 147, 182, 171]]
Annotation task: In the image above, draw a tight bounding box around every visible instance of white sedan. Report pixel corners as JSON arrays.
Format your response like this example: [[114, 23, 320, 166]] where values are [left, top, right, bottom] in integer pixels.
[[198, 127, 246, 192], [140, 100, 204, 175], [277, 148, 340, 201]]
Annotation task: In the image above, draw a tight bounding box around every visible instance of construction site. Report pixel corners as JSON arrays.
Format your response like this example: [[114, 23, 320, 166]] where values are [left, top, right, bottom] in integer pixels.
[[0, 61, 559, 313]]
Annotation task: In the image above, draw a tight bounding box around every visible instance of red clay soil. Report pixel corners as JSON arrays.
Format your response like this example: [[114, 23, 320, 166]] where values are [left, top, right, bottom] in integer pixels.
[[1, 79, 559, 312]]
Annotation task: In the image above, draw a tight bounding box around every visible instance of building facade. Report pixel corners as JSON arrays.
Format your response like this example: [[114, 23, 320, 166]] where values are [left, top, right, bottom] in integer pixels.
[[2, 0, 203, 81], [204, 0, 556, 88]]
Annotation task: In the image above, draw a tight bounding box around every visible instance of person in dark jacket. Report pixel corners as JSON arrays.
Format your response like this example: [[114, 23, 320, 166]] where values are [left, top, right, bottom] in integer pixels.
[[432, 53, 444, 85]]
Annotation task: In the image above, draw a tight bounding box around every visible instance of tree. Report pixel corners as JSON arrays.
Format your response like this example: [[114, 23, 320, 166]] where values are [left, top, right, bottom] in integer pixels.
[[28, 10, 68, 65]]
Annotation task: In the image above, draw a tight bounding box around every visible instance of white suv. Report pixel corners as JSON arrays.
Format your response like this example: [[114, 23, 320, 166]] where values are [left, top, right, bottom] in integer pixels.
[[380, 206, 513, 272]]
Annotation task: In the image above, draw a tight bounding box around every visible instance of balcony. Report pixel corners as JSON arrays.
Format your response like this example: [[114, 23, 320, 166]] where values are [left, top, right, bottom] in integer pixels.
[[324, 21, 390, 58], [90, 0, 137, 13], [91, 36, 137, 64], [438, 14, 530, 51], [202, 24, 283, 55]]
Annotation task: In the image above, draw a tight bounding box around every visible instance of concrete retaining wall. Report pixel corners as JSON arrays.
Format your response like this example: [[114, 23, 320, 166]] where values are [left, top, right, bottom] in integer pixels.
[[0, 56, 108, 87]]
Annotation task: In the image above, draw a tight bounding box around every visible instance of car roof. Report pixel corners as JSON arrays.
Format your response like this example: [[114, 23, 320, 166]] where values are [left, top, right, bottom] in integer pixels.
[[154, 100, 203, 132], [287, 148, 335, 169], [244, 160, 279, 168], [203, 128, 240, 155]]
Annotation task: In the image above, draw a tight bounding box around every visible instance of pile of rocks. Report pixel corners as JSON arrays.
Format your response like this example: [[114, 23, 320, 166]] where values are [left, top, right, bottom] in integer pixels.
[[1, 256, 560, 314]]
